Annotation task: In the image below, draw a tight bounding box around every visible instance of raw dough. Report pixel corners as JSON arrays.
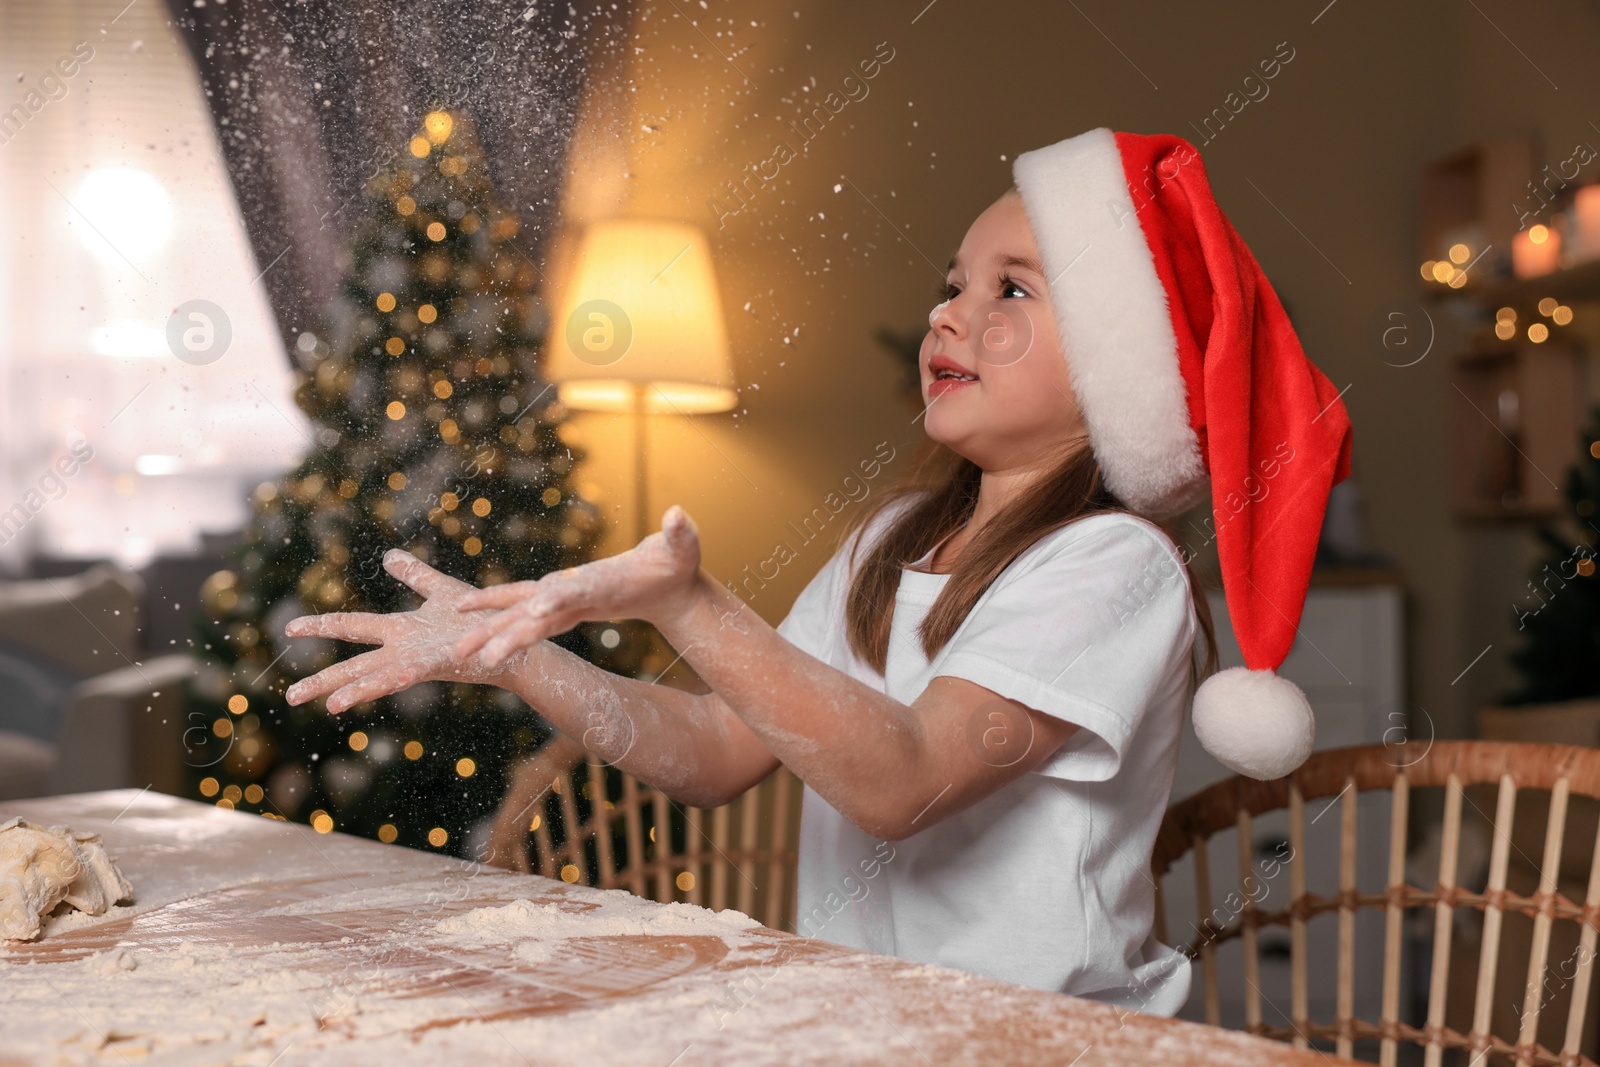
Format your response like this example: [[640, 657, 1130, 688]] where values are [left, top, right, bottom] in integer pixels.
[[0, 817, 133, 940]]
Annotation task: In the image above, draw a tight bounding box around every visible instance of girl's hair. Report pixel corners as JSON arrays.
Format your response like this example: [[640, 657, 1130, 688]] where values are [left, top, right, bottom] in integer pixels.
[[837, 436, 1220, 690]]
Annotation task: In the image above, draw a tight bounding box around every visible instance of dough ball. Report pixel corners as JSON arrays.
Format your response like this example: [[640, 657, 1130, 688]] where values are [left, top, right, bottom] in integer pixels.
[[0, 818, 133, 941]]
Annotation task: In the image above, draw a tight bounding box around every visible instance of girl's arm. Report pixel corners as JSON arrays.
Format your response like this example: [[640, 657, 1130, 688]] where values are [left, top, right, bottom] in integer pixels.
[[457, 506, 1079, 839]]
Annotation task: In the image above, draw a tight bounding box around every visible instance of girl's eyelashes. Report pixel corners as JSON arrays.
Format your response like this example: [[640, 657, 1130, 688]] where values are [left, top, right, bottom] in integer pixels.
[[933, 274, 1029, 303]]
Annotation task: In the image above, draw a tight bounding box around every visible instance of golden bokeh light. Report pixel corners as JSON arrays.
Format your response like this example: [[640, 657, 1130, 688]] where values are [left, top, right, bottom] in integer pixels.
[[424, 111, 453, 144]]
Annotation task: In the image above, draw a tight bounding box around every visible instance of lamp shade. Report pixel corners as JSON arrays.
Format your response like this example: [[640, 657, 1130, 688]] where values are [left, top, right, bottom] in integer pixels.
[[546, 219, 738, 414]]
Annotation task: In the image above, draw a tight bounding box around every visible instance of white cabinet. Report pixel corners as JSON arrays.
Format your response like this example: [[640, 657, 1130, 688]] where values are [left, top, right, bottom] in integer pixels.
[[1161, 583, 1406, 1042]]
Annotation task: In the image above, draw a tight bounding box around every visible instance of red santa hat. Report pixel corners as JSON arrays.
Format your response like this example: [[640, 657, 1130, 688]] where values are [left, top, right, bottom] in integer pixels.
[[1012, 127, 1354, 781]]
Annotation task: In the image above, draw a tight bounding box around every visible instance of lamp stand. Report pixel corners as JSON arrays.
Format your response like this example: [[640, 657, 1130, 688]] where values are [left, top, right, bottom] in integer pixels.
[[632, 381, 649, 547]]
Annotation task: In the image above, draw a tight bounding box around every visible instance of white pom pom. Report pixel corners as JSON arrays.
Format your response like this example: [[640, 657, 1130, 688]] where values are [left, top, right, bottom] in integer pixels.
[[1192, 666, 1315, 780]]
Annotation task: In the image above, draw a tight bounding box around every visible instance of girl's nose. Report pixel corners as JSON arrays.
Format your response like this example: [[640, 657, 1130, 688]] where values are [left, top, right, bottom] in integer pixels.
[[928, 295, 960, 335]]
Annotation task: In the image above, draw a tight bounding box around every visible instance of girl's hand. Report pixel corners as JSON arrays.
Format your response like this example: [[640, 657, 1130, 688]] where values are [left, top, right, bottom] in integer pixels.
[[282, 549, 518, 714], [454, 504, 703, 668]]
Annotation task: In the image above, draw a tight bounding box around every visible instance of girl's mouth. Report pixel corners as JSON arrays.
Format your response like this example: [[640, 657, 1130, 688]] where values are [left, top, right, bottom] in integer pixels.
[[928, 375, 978, 397]]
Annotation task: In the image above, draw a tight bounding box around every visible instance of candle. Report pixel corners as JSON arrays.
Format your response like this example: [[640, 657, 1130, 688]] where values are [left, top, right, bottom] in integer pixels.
[[1513, 223, 1561, 278], [1575, 185, 1600, 262]]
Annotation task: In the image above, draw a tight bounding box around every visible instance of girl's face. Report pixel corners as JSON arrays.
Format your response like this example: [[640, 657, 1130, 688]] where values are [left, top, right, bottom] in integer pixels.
[[921, 189, 1086, 474]]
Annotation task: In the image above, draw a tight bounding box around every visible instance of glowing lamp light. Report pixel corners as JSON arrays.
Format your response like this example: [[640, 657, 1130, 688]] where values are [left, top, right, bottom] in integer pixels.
[[547, 219, 738, 415], [72, 167, 174, 263]]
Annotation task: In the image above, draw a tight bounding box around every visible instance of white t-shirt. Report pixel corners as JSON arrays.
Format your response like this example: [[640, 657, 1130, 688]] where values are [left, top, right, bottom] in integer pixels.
[[775, 498, 1196, 1012]]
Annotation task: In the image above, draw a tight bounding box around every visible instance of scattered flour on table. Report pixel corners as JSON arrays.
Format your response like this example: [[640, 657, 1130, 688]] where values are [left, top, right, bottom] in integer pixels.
[[433, 889, 762, 963], [259, 878, 481, 918]]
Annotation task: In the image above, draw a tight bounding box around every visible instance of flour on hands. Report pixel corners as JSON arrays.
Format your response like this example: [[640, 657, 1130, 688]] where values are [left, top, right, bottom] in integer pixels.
[[454, 504, 704, 668], [283, 548, 528, 714]]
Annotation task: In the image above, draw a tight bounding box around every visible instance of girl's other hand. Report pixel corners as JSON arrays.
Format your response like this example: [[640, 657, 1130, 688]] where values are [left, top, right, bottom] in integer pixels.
[[454, 504, 703, 668], [282, 549, 518, 714]]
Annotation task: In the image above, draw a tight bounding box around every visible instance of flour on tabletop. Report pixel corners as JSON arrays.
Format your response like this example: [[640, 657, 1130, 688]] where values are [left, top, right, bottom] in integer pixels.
[[435, 889, 761, 950]]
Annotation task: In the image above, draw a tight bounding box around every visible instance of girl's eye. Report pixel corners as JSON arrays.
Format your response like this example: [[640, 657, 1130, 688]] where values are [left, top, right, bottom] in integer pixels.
[[933, 275, 1027, 303]]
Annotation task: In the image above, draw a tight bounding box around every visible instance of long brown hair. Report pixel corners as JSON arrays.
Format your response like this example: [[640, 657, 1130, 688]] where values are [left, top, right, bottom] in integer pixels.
[[838, 436, 1219, 689]]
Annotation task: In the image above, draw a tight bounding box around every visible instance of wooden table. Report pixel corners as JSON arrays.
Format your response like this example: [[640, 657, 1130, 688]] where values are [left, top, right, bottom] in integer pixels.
[[0, 790, 1349, 1066]]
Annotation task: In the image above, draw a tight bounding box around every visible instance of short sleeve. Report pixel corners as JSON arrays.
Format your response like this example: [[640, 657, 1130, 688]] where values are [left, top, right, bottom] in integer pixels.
[[775, 550, 842, 660], [774, 495, 923, 662], [931, 515, 1196, 782]]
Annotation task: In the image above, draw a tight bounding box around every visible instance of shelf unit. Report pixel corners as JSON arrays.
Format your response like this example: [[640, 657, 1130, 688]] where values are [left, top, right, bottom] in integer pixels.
[[1419, 136, 1593, 519]]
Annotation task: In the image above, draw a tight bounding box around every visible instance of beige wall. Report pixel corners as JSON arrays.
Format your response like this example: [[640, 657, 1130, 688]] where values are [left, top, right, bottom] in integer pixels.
[[550, 0, 1600, 739]]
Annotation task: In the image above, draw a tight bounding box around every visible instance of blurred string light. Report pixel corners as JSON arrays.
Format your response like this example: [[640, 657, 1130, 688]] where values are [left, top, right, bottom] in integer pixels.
[[1421, 254, 1472, 288], [1493, 299, 1571, 344], [1495, 307, 1517, 341]]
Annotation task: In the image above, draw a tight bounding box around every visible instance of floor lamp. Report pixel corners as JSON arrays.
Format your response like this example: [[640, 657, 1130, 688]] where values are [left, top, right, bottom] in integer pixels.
[[545, 219, 738, 546]]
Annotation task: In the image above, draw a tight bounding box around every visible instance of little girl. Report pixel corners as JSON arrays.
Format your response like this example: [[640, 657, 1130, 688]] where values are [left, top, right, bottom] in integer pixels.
[[285, 127, 1352, 1011]]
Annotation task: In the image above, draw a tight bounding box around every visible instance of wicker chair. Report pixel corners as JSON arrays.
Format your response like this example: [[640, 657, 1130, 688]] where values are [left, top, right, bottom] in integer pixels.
[[1151, 741, 1600, 1066], [486, 736, 805, 932]]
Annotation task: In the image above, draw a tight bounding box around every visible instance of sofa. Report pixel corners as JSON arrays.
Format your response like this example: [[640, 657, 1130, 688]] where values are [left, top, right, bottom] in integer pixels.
[[0, 564, 195, 802]]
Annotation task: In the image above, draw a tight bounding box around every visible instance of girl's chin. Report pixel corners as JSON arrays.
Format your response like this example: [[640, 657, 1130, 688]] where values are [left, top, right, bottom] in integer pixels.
[[920, 415, 977, 450]]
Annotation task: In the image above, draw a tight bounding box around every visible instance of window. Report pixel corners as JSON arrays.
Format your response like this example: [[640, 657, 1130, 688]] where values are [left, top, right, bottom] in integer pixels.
[[0, 0, 305, 569]]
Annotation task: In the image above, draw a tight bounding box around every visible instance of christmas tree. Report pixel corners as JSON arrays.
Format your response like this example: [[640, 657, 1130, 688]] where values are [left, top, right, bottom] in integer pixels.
[[185, 109, 661, 858], [1504, 403, 1600, 704]]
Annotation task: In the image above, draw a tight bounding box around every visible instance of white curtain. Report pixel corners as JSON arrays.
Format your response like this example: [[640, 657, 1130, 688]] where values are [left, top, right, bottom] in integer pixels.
[[0, 0, 306, 571]]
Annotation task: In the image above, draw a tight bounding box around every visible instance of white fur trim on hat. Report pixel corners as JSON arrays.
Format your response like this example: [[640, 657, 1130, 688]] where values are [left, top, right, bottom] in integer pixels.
[[1012, 128, 1207, 519], [1192, 666, 1316, 780]]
